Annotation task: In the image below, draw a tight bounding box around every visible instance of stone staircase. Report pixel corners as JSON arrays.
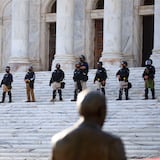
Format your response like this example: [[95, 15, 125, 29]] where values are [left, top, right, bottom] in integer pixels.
[[0, 68, 160, 160]]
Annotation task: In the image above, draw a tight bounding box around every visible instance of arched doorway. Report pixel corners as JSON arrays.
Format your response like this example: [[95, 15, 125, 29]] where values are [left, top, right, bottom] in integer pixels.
[[94, 0, 104, 68], [49, 2, 56, 70], [142, 0, 154, 66]]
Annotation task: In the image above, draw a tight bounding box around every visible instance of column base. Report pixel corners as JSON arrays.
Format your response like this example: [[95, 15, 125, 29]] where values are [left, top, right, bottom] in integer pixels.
[[8, 57, 30, 72], [100, 53, 121, 69], [51, 54, 76, 71], [150, 50, 160, 68]]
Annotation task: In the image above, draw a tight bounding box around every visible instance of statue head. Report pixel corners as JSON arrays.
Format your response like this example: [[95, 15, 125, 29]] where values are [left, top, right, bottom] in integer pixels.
[[77, 89, 107, 127]]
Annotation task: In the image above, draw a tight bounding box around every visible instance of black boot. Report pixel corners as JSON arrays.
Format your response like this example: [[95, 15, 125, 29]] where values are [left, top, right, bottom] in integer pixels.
[[125, 88, 129, 100], [145, 88, 148, 99], [116, 89, 122, 100], [58, 89, 63, 101], [151, 88, 155, 99], [71, 90, 77, 101], [50, 90, 56, 102], [101, 88, 105, 95], [0, 92, 6, 103], [8, 91, 12, 103]]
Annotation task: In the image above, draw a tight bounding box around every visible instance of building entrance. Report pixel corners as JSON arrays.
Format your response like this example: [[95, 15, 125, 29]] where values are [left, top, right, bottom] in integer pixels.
[[94, 19, 103, 68], [93, 0, 104, 68], [49, 23, 56, 70], [48, 1, 56, 70], [141, 0, 154, 66], [142, 15, 154, 66]]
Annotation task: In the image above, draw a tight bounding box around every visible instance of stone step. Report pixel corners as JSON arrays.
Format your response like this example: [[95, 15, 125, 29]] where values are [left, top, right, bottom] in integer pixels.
[[0, 68, 160, 160], [0, 99, 160, 160]]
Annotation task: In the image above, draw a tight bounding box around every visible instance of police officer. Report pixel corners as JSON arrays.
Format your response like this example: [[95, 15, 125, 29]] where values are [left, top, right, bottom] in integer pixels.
[[116, 61, 130, 100], [71, 62, 83, 101], [49, 63, 65, 101], [142, 59, 155, 99], [24, 66, 36, 102], [79, 55, 89, 90], [94, 61, 107, 95], [0, 66, 13, 103]]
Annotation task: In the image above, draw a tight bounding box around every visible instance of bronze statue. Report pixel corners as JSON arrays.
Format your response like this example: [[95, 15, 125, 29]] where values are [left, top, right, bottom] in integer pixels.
[[51, 90, 126, 160]]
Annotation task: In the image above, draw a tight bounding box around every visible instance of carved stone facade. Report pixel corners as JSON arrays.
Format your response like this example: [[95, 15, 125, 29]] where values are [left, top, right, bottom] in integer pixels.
[[0, 0, 159, 72]]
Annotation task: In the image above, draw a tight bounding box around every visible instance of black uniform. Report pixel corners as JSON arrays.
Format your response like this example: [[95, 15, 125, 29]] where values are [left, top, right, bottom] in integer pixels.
[[79, 55, 89, 90], [116, 62, 130, 100], [71, 67, 83, 101], [49, 66, 65, 101], [0, 68, 13, 103], [1, 73, 13, 88], [94, 67, 107, 95], [142, 61, 155, 99], [73, 69, 83, 91], [50, 69, 64, 85], [94, 67, 107, 82], [79, 61, 89, 82], [116, 68, 129, 82], [24, 71, 35, 89], [24, 69, 36, 102]]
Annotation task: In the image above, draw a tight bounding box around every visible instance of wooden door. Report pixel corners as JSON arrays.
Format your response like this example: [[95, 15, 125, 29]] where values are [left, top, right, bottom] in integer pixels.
[[94, 19, 103, 68], [49, 23, 56, 70]]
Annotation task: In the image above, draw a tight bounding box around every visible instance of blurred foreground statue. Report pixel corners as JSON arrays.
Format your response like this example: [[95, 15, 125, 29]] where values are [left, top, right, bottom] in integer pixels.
[[51, 90, 126, 160]]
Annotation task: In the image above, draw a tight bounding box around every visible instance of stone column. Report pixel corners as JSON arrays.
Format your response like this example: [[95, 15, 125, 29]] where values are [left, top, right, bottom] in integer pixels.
[[9, 0, 30, 71], [101, 0, 122, 69], [151, 0, 160, 68], [52, 0, 75, 71], [0, 18, 2, 71]]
